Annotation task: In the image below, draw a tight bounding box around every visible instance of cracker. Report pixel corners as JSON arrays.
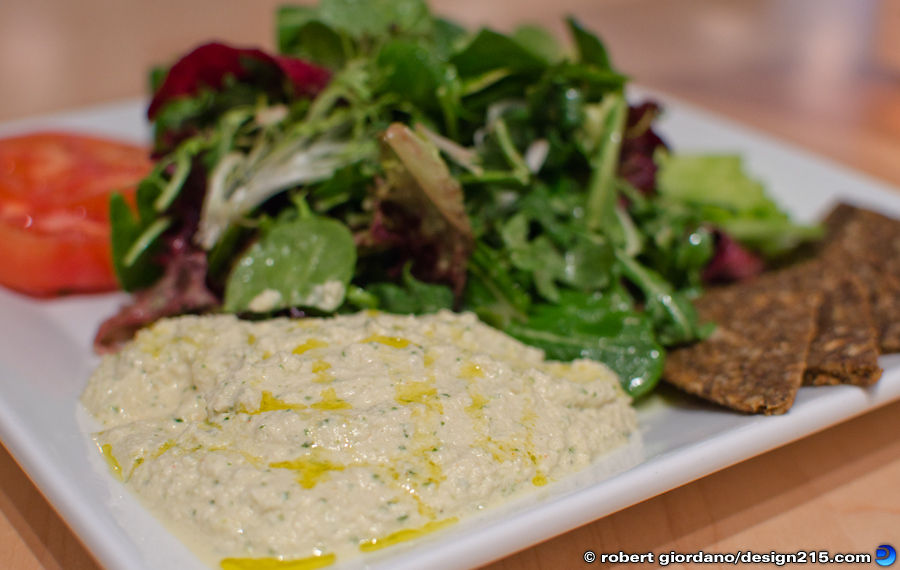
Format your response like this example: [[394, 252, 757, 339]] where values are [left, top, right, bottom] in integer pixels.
[[662, 203, 896, 414], [803, 274, 882, 386], [820, 204, 900, 352], [753, 262, 882, 386], [663, 284, 821, 415]]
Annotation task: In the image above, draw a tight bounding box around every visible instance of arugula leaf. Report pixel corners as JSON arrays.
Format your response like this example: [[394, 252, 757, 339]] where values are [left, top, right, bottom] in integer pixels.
[[432, 18, 468, 60], [110, 181, 166, 291], [109, 136, 213, 292], [224, 215, 357, 313], [277, 5, 321, 53], [326, 0, 432, 38], [277, 15, 347, 70], [280, 0, 432, 46], [512, 25, 564, 64], [450, 29, 548, 78], [308, 162, 369, 212], [505, 289, 664, 398], [567, 17, 613, 70], [627, 195, 714, 289], [615, 251, 710, 345], [561, 232, 615, 290], [377, 39, 450, 115], [499, 213, 566, 302], [463, 242, 530, 328], [366, 263, 454, 314]]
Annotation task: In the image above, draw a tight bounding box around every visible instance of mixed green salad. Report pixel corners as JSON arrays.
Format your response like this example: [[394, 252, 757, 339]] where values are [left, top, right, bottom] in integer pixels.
[[96, 0, 820, 398]]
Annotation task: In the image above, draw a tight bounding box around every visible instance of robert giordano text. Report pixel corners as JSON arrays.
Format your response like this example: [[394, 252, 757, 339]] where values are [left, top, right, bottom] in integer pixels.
[[583, 549, 876, 565]]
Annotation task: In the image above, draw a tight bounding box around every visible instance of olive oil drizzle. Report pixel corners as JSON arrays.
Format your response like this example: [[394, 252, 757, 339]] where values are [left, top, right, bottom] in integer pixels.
[[100, 444, 123, 481], [358, 518, 458, 552], [521, 402, 547, 486], [360, 335, 411, 348], [220, 552, 336, 570], [459, 362, 508, 462], [292, 339, 329, 355], [460, 361, 543, 482], [311, 387, 352, 410], [311, 360, 333, 383], [259, 391, 308, 412], [393, 368, 445, 498], [270, 449, 346, 489]]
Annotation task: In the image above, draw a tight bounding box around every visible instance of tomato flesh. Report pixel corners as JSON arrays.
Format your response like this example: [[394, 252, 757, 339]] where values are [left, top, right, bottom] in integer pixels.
[[0, 132, 153, 296]]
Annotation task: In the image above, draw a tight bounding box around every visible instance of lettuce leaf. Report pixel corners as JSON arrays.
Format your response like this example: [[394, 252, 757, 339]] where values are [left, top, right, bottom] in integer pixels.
[[657, 154, 822, 255]]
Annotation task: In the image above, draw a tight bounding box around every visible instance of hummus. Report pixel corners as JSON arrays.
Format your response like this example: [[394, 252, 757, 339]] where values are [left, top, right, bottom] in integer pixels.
[[81, 310, 636, 567]]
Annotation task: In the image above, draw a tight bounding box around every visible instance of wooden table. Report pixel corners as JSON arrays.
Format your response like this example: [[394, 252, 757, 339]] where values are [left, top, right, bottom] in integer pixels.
[[2, 1, 900, 568]]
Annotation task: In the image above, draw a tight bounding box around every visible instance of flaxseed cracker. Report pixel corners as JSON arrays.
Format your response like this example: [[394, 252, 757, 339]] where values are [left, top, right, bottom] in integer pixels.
[[803, 274, 882, 386], [663, 203, 895, 414], [820, 203, 900, 353], [663, 284, 821, 415], [753, 262, 882, 387]]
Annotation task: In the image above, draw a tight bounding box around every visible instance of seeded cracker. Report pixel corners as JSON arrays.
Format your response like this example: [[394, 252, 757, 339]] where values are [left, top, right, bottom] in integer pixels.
[[804, 274, 882, 386], [752, 262, 882, 387], [663, 285, 821, 415], [820, 204, 900, 353]]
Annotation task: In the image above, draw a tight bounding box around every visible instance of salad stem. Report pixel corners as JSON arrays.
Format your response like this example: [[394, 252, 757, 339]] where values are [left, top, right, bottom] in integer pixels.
[[585, 93, 627, 233]]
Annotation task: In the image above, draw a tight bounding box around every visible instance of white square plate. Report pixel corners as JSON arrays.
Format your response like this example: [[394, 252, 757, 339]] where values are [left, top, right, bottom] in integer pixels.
[[1, 95, 899, 570]]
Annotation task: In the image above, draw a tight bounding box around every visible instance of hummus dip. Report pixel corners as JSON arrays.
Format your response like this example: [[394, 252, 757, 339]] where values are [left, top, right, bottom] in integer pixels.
[[81, 310, 636, 567]]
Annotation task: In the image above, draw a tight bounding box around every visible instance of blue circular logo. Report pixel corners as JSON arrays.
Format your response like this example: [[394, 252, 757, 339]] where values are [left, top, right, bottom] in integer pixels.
[[877, 544, 896, 567]]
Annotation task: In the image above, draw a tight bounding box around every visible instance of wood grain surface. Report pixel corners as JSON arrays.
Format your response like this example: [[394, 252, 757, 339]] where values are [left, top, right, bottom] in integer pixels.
[[2, 1, 900, 569]]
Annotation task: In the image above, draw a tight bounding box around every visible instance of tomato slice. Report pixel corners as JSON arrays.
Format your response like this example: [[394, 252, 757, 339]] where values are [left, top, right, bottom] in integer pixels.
[[0, 132, 154, 296]]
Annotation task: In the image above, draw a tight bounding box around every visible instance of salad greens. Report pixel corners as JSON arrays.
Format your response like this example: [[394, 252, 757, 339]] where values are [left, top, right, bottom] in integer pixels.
[[100, 0, 819, 398]]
